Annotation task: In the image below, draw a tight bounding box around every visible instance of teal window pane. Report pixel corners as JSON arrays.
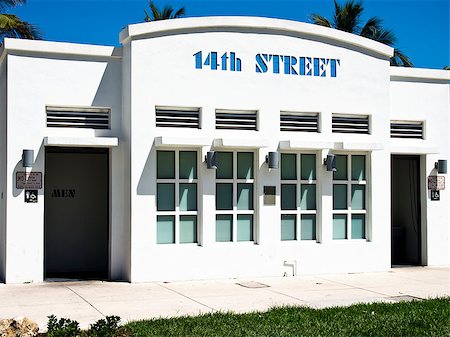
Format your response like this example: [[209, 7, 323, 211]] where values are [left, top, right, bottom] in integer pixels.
[[333, 155, 347, 180], [216, 152, 233, 179], [301, 154, 316, 180], [216, 183, 233, 210], [157, 183, 175, 211], [179, 151, 197, 179], [237, 215, 253, 241], [300, 184, 316, 210], [157, 215, 174, 244], [237, 152, 254, 179], [351, 155, 365, 180], [301, 215, 316, 240], [237, 184, 253, 210], [180, 215, 197, 243], [351, 215, 365, 239], [157, 151, 175, 179], [333, 214, 347, 239], [179, 184, 197, 211], [281, 184, 296, 210], [333, 185, 347, 210], [351, 185, 365, 210], [281, 154, 297, 180], [216, 215, 232, 242], [281, 214, 296, 240]]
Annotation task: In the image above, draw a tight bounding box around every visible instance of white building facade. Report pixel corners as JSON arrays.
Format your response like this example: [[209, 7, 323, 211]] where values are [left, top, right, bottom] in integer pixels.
[[0, 17, 448, 283]]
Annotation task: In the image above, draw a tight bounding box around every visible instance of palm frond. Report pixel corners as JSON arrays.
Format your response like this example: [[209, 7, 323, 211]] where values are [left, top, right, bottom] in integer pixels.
[[390, 48, 413, 67], [144, 1, 185, 21], [0, 0, 26, 11], [309, 14, 332, 28], [0, 13, 41, 39], [334, 0, 364, 33]]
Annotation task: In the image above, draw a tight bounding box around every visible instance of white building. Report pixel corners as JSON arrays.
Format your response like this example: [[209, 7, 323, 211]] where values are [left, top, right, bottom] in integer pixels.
[[0, 17, 448, 284]]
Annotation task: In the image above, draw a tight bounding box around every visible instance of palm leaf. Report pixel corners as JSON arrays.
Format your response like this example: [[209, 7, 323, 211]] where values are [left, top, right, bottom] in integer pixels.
[[309, 14, 332, 28], [0, 0, 26, 11], [391, 49, 413, 67], [0, 13, 41, 39]]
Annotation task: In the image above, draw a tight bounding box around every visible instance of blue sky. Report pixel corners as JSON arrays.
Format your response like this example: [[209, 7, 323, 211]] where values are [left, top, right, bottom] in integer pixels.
[[7, 0, 450, 69]]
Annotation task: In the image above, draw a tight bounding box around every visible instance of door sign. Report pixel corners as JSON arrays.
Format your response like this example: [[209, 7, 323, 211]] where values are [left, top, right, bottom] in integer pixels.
[[16, 172, 42, 189], [24, 190, 38, 203], [430, 190, 440, 201], [428, 176, 445, 190]]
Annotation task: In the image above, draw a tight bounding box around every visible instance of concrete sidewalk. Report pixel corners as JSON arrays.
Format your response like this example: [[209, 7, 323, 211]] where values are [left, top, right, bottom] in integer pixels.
[[0, 266, 449, 331]]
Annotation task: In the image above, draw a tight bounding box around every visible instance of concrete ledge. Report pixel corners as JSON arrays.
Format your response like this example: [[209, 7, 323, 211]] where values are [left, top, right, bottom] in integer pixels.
[[43, 137, 119, 148]]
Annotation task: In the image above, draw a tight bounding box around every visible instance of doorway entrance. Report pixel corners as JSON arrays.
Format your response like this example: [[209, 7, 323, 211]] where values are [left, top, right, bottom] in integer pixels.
[[391, 155, 422, 266], [44, 147, 109, 279]]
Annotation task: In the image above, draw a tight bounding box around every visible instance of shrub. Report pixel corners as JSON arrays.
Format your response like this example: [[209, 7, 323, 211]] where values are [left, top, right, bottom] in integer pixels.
[[46, 315, 80, 337]]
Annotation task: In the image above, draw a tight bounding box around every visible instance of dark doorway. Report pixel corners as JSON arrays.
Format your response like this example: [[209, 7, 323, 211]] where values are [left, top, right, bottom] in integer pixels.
[[45, 147, 109, 279], [391, 155, 421, 266]]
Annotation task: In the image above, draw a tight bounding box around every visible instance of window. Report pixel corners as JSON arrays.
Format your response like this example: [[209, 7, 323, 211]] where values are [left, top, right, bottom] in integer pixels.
[[155, 107, 200, 129], [280, 153, 317, 241], [156, 150, 198, 244], [390, 120, 423, 139], [332, 154, 367, 240], [280, 112, 319, 132], [215, 152, 255, 242], [332, 114, 369, 134], [46, 106, 111, 129], [215, 110, 257, 130]]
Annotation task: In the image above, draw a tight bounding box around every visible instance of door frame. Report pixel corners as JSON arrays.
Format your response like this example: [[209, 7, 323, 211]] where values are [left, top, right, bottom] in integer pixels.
[[44, 146, 110, 280]]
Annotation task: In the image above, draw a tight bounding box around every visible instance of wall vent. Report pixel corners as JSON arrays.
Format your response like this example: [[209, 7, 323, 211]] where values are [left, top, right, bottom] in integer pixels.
[[46, 106, 110, 129], [156, 107, 200, 128], [390, 121, 423, 139], [216, 109, 257, 130], [280, 113, 319, 132], [332, 114, 369, 134]]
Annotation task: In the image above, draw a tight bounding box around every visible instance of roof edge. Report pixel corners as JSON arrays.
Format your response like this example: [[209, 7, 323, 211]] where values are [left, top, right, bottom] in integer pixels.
[[0, 38, 122, 60], [119, 16, 394, 58], [390, 67, 450, 81]]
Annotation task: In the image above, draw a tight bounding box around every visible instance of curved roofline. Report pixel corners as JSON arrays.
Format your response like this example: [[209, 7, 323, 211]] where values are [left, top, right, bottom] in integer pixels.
[[119, 16, 393, 58]]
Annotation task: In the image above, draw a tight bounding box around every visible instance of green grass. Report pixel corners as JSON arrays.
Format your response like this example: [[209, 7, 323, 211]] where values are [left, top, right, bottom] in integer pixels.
[[123, 298, 450, 337]]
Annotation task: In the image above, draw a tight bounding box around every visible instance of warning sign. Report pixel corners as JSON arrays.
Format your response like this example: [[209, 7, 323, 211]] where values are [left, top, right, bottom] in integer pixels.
[[428, 176, 445, 191], [16, 172, 42, 189]]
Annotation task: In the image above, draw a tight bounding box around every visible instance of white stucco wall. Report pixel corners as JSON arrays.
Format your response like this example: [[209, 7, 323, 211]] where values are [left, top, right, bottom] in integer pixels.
[[3, 39, 125, 282], [390, 68, 450, 266], [0, 57, 7, 282], [124, 17, 394, 282]]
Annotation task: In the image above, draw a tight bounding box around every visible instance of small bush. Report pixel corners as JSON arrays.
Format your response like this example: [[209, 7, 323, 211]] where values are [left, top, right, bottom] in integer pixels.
[[46, 314, 80, 337], [86, 316, 121, 337]]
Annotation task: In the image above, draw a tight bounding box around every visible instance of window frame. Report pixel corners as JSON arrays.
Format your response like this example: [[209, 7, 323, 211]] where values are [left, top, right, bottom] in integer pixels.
[[215, 151, 256, 243], [332, 153, 368, 241], [280, 152, 319, 242], [156, 149, 200, 245]]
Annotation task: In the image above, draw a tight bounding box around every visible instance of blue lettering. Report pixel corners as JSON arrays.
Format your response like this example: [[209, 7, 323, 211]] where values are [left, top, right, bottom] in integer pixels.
[[255, 53, 268, 73]]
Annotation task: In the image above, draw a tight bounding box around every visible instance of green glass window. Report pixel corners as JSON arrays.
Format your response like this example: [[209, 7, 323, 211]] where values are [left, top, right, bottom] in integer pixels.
[[157, 151, 175, 179], [179, 184, 197, 211], [179, 151, 197, 179], [237, 152, 254, 179], [351, 185, 365, 210], [157, 215, 175, 244], [237, 215, 253, 241], [281, 184, 296, 210], [300, 184, 316, 210], [216, 215, 232, 242], [281, 154, 297, 180], [333, 185, 347, 210], [333, 215, 347, 239], [180, 215, 197, 243], [216, 152, 233, 179], [301, 215, 316, 240], [301, 154, 316, 180], [237, 184, 253, 210], [216, 183, 233, 210], [281, 214, 296, 240], [351, 155, 365, 180], [333, 155, 347, 180], [157, 183, 175, 211], [351, 215, 365, 239]]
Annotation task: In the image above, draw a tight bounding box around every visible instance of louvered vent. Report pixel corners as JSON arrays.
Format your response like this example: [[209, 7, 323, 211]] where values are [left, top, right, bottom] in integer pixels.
[[280, 113, 319, 132], [391, 121, 423, 139], [332, 115, 369, 134], [156, 107, 200, 128], [216, 109, 257, 130], [46, 106, 110, 129]]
